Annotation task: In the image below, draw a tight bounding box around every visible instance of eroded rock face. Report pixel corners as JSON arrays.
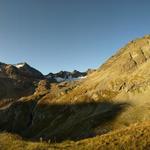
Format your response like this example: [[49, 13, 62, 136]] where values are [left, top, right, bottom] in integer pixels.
[[34, 80, 51, 95]]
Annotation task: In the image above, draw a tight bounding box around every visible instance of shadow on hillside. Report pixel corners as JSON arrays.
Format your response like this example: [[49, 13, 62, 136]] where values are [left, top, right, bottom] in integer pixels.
[[0, 77, 36, 105], [0, 100, 129, 142]]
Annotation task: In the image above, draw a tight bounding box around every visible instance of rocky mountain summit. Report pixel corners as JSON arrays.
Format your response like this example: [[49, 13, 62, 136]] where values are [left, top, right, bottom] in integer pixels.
[[0, 62, 44, 105], [0, 61, 88, 83], [46, 70, 87, 82], [14, 62, 44, 79], [1, 35, 150, 146], [0, 62, 44, 79]]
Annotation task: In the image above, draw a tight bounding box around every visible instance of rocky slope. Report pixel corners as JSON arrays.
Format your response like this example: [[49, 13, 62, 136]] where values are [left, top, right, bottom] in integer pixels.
[[0, 35, 150, 145], [0, 62, 44, 106]]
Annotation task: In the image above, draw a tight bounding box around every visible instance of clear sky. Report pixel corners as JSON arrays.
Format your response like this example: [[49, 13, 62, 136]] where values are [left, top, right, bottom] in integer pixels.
[[0, 0, 150, 74]]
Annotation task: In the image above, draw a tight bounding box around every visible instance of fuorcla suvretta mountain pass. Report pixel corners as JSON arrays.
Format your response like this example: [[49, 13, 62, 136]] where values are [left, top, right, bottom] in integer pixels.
[[0, 0, 150, 150]]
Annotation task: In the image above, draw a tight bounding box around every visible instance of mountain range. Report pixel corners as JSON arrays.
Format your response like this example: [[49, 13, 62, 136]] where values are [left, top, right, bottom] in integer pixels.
[[1, 35, 150, 149]]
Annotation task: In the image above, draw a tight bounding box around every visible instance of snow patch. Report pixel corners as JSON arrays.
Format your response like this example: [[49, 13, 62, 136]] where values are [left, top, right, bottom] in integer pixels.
[[48, 75, 52, 78], [55, 76, 87, 82], [15, 63, 25, 68], [66, 76, 87, 81], [55, 77, 65, 82]]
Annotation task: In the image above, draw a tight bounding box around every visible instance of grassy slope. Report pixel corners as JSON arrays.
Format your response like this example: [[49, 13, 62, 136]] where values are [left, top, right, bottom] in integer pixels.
[[0, 122, 150, 150], [0, 133, 52, 150]]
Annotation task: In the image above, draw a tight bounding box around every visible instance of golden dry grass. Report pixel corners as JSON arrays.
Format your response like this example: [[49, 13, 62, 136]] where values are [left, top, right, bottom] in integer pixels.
[[0, 121, 150, 150]]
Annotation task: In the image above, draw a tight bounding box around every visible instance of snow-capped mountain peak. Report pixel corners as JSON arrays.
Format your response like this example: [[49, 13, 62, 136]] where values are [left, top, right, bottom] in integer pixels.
[[14, 62, 27, 68], [46, 70, 87, 83]]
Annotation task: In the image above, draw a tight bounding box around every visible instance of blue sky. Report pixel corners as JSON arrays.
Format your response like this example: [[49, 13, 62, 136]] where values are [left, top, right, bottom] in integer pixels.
[[0, 0, 150, 74]]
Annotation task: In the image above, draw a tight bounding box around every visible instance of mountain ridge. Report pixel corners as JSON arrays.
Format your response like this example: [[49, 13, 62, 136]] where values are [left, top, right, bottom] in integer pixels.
[[0, 35, 150, 147]]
